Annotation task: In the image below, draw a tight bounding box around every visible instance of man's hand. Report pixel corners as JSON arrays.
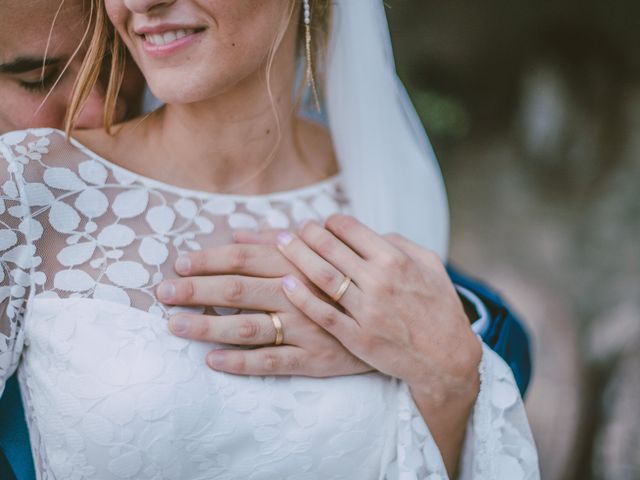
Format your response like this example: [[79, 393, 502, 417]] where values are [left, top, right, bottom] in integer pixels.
[[155, 243, 371, 377]]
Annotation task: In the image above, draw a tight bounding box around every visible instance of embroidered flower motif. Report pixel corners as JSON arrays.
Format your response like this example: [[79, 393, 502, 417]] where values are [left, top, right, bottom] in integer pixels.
[[0, 129, 539, 480]]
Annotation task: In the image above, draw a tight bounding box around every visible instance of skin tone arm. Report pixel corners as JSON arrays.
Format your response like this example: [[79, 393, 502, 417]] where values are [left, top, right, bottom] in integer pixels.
[[156, 214, 482, 476]]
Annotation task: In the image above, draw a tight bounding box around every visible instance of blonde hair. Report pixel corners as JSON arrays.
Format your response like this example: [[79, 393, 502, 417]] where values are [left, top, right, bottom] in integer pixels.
[[64, 0, 332, 135]]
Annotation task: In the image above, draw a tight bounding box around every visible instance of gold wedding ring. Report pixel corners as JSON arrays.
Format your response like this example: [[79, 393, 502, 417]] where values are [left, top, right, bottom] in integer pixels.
[[269, 312, 284, 346], [331, 275, 351, 302]]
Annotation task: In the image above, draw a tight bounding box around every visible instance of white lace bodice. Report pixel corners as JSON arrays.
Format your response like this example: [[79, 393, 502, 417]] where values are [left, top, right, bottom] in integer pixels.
[[0, 129, 539, 479]]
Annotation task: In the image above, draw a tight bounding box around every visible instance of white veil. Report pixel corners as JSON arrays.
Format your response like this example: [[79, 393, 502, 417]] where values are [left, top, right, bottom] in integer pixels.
[[323, 0, 450, 258]]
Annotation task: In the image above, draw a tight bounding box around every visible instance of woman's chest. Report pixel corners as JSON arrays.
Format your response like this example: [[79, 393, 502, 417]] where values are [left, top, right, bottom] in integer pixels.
[[19, 298, 397, 479], [26, 169, 348, 318]]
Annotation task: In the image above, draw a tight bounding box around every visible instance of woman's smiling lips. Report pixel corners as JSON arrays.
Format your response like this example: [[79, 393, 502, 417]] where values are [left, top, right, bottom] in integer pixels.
[[135, 24, 206, 58]]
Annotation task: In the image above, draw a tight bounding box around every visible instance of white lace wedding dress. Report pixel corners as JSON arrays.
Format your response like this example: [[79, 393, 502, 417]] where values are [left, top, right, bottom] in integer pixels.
[[0, 129, 539, 479]]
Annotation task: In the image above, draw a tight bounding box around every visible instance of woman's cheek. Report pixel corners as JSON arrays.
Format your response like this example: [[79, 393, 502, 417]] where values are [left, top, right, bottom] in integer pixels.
[[103, 0, 129, 35]]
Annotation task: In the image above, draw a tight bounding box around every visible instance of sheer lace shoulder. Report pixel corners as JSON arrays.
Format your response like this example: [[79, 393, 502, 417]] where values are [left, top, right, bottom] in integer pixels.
[[0, 127, 346, 396], [0, 130, 47, 394], [1, 128, 345, 309]]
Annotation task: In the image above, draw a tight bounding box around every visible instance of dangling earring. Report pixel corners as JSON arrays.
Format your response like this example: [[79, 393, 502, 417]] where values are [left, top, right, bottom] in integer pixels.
[[303, 0, 321, 112]]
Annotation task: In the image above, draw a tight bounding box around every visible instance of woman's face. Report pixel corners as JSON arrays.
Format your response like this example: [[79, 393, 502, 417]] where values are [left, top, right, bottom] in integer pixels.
[[107, 0, 296, 105]]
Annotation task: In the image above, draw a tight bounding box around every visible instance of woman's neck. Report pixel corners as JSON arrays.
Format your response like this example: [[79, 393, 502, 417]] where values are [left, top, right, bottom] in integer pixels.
[[157, 79, 305, 194], [86, 67, 336, 196]]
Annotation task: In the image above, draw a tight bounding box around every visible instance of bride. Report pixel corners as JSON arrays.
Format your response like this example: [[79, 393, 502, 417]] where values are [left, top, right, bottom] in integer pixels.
[[0, 0, 538, 478]]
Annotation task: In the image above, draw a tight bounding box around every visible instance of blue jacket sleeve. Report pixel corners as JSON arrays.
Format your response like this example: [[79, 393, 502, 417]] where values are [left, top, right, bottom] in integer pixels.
[[447, 265, 533, 397]]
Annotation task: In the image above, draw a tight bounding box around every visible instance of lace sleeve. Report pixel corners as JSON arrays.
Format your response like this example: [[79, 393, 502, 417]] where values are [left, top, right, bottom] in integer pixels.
[[391, 341, 540, 479], [0, 131, 41, 397]]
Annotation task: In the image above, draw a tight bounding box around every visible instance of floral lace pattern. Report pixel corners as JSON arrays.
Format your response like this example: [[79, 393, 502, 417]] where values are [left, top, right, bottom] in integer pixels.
[[0, 129, 539, 479]]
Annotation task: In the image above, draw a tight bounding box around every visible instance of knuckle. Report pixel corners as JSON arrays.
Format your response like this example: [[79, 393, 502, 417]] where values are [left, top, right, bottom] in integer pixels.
[[383, 232, 403, 244], [398, 255, 414, 273], [228, 246, 251, 271], [380, 251, 406, 270], [318, 307, 339, 329], [326, 214, 353, 234], [285, 353, 303, 372], [266, 278, 283, 298], [423, 249, 442, 267], [262, 352, 281, 372], [313, 267, 338, 290], [181, 279, 196, 302], [312, 235, 335, 257], [371, 277, 395, 296], [222, 278, 245, 303], [238, 318, 260, 340]]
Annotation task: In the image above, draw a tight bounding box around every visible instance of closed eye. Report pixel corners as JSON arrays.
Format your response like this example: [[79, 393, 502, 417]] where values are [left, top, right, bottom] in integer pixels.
[[17, 65, 63, 93]]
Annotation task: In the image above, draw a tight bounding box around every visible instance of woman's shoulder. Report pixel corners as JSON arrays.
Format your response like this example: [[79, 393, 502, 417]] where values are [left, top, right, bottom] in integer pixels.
[[0, 128, 104, 219], [0, 128, 73, 171], [0, 127, 65, 150], [0, 128, 96, 183]]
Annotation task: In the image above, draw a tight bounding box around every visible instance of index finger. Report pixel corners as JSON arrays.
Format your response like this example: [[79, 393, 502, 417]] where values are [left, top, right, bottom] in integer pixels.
[[175, 244, 293, 278], [324, 214, 402, 261], [233, 229, 284, 245]]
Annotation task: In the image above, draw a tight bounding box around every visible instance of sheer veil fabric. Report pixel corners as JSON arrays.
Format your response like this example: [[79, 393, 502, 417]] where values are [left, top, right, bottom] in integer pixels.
[[325, 0, 450, 258]]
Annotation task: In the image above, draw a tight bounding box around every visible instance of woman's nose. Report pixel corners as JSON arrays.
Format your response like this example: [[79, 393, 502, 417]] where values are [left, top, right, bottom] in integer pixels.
[[123, 0, 176, 14]]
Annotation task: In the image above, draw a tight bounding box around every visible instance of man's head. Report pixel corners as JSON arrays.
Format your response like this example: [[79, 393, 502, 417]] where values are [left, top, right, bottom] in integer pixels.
[[0, 0, 145, 133]]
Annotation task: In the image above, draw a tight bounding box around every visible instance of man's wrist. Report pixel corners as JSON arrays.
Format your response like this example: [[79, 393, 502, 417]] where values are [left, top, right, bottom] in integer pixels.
[[408, 335, 482, 410]]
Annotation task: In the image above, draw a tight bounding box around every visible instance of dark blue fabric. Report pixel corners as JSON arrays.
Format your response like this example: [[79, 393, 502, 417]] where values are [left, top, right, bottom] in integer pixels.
[[447, 265, 533, 397], [0, 448, 17, 480], [0, 267, 532, 480], [0, 375, 33, 480]]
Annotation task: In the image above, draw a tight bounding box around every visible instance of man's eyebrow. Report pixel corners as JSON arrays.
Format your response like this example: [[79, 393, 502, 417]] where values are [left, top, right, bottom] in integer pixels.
[[0, 56, 64, 74]]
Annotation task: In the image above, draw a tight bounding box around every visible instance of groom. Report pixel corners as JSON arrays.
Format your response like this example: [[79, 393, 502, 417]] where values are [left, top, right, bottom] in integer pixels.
[[0, 1, 531, 478]]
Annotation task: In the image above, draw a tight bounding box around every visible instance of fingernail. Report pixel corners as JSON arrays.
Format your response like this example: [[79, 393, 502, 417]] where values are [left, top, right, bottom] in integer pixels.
[[169, 315, 188, 334], [157, 281, 176, 302], [277, 232, 293, 246], [207, 351, 225, 369], [175, 255, 191, 275], [282, 275, 298, 292]]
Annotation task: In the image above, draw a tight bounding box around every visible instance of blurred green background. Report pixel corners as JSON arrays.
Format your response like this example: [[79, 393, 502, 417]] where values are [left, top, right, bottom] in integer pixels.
[[386, 1, 640, 479]]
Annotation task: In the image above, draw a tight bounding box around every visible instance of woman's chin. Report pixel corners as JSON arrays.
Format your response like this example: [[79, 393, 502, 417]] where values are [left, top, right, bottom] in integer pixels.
[[145, 81, 213, 106], [144, 73, 253, 108]]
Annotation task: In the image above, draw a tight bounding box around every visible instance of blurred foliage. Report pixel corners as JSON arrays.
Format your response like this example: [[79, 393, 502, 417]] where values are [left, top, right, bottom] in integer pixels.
[[410, 88, 470, 140]]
